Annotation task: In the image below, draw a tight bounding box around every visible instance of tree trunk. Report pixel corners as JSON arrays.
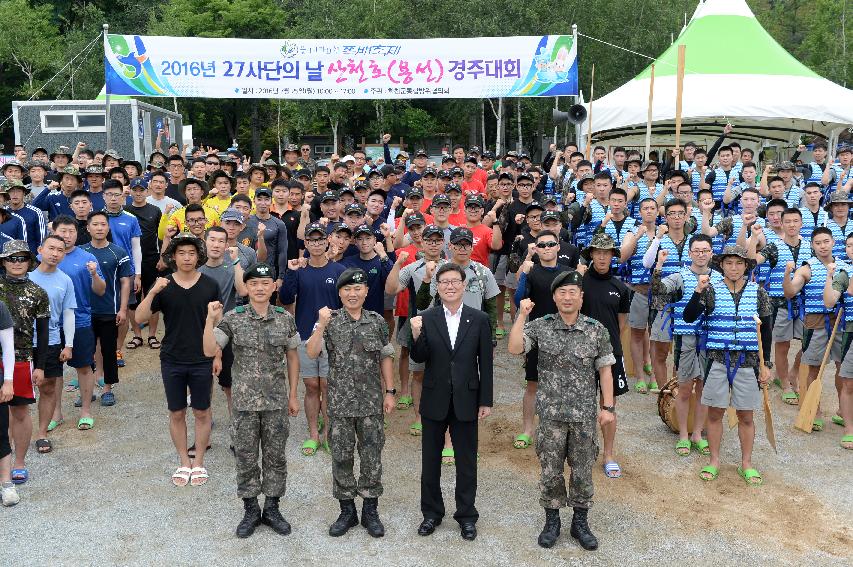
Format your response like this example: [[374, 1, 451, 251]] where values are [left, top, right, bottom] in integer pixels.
[[495, 97, 504, 158], [481, 100, 486, 150], [251, 99, 261, 159], [331, 117, 339, 154], [468, 109, 477, 148], [517, 99, 523, 152]]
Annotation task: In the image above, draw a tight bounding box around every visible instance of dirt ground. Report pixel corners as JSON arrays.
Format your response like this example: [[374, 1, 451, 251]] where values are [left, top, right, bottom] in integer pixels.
[[2, 336, 851, 566]]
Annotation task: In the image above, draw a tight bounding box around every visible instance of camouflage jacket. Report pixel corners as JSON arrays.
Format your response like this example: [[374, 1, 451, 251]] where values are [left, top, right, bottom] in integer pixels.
[[215, 303, 300, 412], [0, 277, 50, 361], [323, 308, 394, 417], [523, 313, 615, 422]]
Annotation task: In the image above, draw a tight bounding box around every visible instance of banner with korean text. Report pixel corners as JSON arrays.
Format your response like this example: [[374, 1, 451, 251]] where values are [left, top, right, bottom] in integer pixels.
[[104, 34, 578, 99]]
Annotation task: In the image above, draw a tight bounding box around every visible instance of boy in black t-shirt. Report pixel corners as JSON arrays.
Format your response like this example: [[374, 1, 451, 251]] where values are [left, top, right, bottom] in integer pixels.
[[579, 234, 631, 481], [125, 180, 163, 348], [135, 233, 219, 488]]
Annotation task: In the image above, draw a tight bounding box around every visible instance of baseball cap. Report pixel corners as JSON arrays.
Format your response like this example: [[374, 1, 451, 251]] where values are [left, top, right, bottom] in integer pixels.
[[431, 193, 451, 207], [344, 203, 365, 216], [304, 222, 326, 238], [220, 208, 245, 224], [422, 224, 444, 239], [243, 262, 274, 282], [404, 186, 424, 199], [444, 182, 462, 194], [404, 212, 426, 228], [449, 227, 474, 244], [541, 210, 561, 222], [320, 190, 339, 202], [380, 165, 397, 178], [525, 201, 545, 214], [465, 194, 485, 208], [254, 187, 273, 199], [352, 223, 373, 237]]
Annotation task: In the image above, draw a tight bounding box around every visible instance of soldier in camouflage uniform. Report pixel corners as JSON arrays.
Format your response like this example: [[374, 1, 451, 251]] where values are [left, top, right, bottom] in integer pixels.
[[202, 262, 301, 539], [0, 240, 50, 482], [508, 270, 616, 551], [306, 267, 396, 538]]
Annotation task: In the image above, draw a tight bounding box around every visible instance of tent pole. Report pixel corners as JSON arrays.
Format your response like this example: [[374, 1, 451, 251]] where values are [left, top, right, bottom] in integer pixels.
[[673, 45, 686, 156], [585, 64, 594, 159], [645, 64, 655, 162], [103, 23, 112, 151]]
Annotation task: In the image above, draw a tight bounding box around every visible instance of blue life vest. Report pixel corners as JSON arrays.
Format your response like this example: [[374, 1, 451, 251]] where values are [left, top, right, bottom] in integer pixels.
[[689, 168, 703, 195], [766, 236, 811, 298], [631, 182, 664, 221], [836, 261, 853, 325], [658, 235, 692, 278], [783, 185, 802, 208], [799, 207, 828, 239], [625, 231, 652, 285], [802, 257, 834, 314], [578, 199, 608, 248], [709, 167, 735, 204], [805, 162, 825, 187], [718, 215, 765, 252], [827, 163, 853, 190], [826, 219, 853, 259], [603, 216, 637, 272], [705, 281, 759, 351], [671, 268, 724, 336]]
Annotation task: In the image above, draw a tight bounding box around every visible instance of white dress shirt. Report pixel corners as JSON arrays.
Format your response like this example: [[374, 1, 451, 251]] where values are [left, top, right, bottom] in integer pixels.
[[442, 303, 463, 349]]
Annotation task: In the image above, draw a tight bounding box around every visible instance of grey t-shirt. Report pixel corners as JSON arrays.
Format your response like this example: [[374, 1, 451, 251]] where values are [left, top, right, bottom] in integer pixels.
[[427, 259, 501, 310], [146, 195, 183, 214], [199, 261, 238, 313], [0, 300, 13, 330]]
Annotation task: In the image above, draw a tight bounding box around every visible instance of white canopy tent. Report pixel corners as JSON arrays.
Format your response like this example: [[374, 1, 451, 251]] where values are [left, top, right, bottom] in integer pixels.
[[579, 0, 853, 154]]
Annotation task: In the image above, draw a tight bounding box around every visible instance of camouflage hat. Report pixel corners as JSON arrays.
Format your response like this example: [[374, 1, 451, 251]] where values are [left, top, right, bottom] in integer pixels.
[[84, 165, 106, 177], [58, 166, 83, 181], [0, 160, 27, 175], [283, 143, 299, 153], [713, 244, 756, 272], [263, 158, 281, 170], [0, 240, 35, 269], [245, 163, 269, 182], [838, 144, 852, 155], [641, 160, 660, 172], [2, 179, 29, 194], [103, 149, 123, 162], [824, 190, 853, 212], [581, 233, 620, 261], [161, 232, 207, 270], [49, 146, 73, 160], [336, 267, 368, 289], [26, 160, 49, 171], [541, 210, 562, 223], [243, 262, 274, 282], [777, 160, 796, 171], [550, 269, 584, 292]]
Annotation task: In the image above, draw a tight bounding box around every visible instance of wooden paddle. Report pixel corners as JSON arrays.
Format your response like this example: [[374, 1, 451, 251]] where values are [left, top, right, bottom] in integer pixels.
[[754, 315, 777, 453], [794, 313, 842, 432]]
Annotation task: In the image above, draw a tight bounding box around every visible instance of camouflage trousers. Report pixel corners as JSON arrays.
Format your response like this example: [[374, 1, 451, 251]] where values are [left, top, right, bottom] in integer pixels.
[[536, 419, 599, 510], [329, 414, 385, 500], [233, 409, 289, 499]]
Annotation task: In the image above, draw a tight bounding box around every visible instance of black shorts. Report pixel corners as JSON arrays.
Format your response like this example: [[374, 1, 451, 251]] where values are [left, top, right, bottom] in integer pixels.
[[524, 347, 539, 382], [44, 344, 64, 379], [132, 263, 160, 306], [161, 359, 213, 412], [217, 342, 234, 389], [598, 355, 629, 397]]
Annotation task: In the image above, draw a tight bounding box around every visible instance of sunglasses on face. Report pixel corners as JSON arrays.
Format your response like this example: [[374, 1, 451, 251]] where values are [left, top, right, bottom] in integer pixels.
[[5, 256, 30, 263], [536, 241, 558, 249]]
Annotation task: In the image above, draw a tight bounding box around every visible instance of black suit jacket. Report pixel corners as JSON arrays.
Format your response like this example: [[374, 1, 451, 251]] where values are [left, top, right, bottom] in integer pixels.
[[410, 304, 494, 422]]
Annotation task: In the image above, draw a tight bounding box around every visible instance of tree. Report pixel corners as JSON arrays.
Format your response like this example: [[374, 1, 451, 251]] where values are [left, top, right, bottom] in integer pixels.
[[0, 0, 61, 94]]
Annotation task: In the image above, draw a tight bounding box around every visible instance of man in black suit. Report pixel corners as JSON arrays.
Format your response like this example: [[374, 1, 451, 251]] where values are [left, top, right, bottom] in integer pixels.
[[410, 263, 494, 541]]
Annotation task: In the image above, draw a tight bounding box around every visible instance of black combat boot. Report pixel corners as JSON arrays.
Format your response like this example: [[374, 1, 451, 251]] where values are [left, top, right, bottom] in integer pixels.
[[570, 507, 598, 550], [328, 499, 359, 537], [537, 508, 561, 548], [360, 497, 385, 537], [261, 496, 292, 536], [235, 497, 262, 538]]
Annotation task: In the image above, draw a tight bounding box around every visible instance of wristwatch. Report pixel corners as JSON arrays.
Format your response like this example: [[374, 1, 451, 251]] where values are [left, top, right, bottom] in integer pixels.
[[602, 405, 615, 413], [385, 389, 397, 395], [763, 361, 774, 369]]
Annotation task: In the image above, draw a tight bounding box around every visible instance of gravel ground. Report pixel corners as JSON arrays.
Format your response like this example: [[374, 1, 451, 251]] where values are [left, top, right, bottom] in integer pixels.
[[2, 336, 851, 566]]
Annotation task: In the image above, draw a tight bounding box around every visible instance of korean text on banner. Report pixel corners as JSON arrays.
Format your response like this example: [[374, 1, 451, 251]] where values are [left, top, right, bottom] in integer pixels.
[[104, 34, 578, 99]]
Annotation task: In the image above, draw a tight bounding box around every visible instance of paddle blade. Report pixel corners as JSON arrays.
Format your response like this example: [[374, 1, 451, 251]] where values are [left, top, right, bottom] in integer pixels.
[[797, 364, 809, 400], [727, 406, 738, 429], [763, 386, 777, 453], [794, 376, 823, 433]]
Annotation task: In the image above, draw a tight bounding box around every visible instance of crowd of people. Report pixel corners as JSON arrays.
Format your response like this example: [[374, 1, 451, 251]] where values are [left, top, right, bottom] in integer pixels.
[[0, 125, 851, 550]]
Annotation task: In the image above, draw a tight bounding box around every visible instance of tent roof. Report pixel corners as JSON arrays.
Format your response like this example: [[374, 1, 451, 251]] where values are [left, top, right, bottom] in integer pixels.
[[581, 0, 853, 146]]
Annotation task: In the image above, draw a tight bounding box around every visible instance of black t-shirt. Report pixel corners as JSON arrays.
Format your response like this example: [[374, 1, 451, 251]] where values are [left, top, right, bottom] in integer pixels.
[[75, 218, 91, 246], [125, 203, 162, 265], [277, 209, 302, 260], [522, 264, 572, 320], [499, 200, 531, 255], [580, 268, 631, 356], [166, 183, 188, 206], [150, 273, 220, 364]]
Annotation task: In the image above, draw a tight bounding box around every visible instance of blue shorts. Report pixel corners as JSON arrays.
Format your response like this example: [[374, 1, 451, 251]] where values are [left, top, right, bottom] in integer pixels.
[[67, 326, 96, 369]]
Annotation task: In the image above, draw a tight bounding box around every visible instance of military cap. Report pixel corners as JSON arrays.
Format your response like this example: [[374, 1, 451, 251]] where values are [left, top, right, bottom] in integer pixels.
[[404, 212, 426, 228], [243, 262, 275, 282], [581, 233, 620, 261], [550, 269, 584, 292], [336, 267, 368, 289], [449, 226, 474, 244], [352, 223, 374, 237], [304, 222, 326, 238], [431, 193, 451, 207]]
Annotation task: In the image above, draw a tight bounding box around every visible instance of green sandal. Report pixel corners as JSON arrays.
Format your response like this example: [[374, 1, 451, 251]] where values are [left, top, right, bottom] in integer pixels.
[[396, 395, 413, 410], [738, 466, 763, 486], [649, 381, 660, 393], [441, 448, 455, 466], [494, 328, 506, 339], [513, 434, 532, 449], [841, 434, 853, 450], [47, 419, 64, 432], [691, 439, 711, 456], [77, 417, 94, 431], [635, 381, 649, 394], [831, 414, 845, 427], [642, 364, 653, 377], [772, 377, 783, 389], [781, 391, 799, 405], [698, 465, 719, 481], [301, 439, 319, 456], [409, 422, 422, 436], [812, 419, 825, 432], [675, 439, 691, 456]]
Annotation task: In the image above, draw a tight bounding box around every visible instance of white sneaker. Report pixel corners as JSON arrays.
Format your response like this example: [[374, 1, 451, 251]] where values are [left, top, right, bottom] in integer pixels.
[[1, 482, 19, 506]]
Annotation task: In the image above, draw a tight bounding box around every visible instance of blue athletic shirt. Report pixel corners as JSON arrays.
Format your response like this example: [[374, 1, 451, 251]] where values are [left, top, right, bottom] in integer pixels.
[[57, 247, 105, 327], [81, 242, 133, 315], [29, 268, 77, 346]]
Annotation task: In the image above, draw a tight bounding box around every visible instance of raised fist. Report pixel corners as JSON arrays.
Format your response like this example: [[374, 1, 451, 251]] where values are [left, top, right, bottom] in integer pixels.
[[86, 261, 98, 274], [395, 250, 410, 264], [410, 315, 423, 337], [288, 258, 302, 271], [317, 306, 332, 327], [382, 133, 392, 144], [228, 246, 239, 261], [784, 260, 795, 273], [207, 301, 223, 320], [695, 274, 710, 293], [656, 224, 669, 238], [153, 276, 170, 293], [519, 298, 535, 315], [424, 260, 437, 280]]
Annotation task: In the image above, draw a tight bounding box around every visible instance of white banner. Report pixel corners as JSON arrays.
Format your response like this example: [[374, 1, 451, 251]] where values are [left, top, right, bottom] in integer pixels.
[[105, 34, 578, 99]]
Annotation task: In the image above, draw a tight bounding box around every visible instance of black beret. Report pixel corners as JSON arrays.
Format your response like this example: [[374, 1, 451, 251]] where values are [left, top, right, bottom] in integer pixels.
[[336, 267, 368, 289], [243, 262, 274, 282], [550, 270, 584, 293]]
